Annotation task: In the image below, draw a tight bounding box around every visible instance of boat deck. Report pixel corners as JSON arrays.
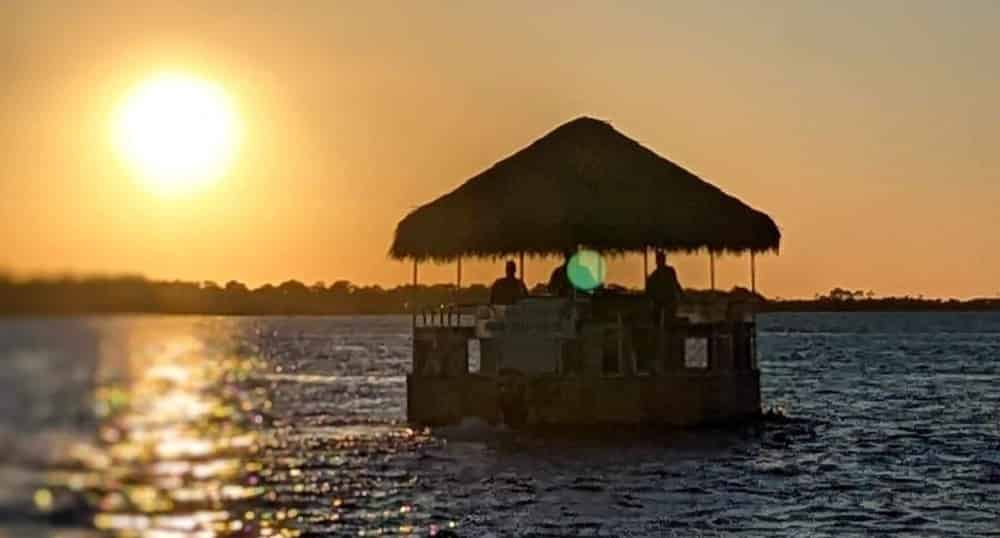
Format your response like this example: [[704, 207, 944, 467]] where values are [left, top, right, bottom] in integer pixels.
[[407, 296, 761, 427]]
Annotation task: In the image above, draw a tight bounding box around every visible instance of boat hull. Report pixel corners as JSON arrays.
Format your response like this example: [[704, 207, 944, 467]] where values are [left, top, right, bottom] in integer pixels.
[[407, 370, 760, 428]]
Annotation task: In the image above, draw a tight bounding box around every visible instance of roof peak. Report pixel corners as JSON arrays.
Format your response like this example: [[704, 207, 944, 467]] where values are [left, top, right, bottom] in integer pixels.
[[558, 115, 612, 129]]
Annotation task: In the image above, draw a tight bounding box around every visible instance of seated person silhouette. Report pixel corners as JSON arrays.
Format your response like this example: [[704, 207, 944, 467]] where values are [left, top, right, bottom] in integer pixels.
[[490, 260, 528, 305], [646, 250, 684, 320], [547, 252, 573, 297]]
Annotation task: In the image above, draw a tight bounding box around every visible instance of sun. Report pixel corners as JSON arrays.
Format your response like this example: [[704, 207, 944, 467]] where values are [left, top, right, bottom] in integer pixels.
[[112, 72, 240, 195]]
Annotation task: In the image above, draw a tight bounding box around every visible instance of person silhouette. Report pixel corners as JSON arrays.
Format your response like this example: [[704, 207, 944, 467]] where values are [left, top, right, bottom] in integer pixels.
[[547, 252, 573, 297], [489, 260, 528, 305], [646, 250, 683, 318]]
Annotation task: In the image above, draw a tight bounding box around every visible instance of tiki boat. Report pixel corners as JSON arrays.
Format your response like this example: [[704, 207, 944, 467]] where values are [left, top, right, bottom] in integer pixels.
[[391, 117, 780, 428]]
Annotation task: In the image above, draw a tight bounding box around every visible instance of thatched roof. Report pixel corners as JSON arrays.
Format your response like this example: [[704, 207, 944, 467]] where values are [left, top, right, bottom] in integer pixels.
[[390, 117, 780, 261]]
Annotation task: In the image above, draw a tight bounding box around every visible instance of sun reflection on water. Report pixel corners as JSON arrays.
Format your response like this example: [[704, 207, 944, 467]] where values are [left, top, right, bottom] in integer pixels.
[[37, 327, 293, 538], [34, 319, 443, 537]]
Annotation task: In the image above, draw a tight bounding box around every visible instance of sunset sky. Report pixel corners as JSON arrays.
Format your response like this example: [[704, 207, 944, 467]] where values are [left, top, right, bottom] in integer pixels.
[[2, 1, 998, 299]]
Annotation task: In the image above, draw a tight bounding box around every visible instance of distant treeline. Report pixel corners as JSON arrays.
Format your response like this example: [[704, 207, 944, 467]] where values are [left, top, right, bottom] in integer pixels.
[[761, 288, 1000, 313], [0, 278, 998, 316], [0, 276, 490, 316]]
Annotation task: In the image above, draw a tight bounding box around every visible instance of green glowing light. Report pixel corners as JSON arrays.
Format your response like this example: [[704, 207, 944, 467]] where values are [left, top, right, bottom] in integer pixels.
[[567, 250, 606, 291]]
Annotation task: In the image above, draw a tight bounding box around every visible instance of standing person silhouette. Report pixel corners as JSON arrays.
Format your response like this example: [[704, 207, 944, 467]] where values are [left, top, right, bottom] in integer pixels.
[[646, 250, 683, 319], [490, 260, 528, 305]]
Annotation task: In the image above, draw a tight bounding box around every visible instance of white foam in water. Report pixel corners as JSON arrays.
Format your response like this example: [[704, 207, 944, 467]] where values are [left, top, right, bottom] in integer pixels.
[[433, 417, 504, 441]]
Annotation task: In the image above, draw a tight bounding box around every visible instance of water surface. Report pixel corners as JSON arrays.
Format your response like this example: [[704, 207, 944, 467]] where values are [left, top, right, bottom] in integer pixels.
[[0, 313, 998, 536]]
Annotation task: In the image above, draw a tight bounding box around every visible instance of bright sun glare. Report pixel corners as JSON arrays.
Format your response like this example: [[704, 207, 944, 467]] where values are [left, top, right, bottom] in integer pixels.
[[113, 72, 240, 195]]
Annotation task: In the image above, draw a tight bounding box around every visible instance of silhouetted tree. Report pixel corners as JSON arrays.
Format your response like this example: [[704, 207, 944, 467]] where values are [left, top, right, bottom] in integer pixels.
[[225, 280, 248, 292]]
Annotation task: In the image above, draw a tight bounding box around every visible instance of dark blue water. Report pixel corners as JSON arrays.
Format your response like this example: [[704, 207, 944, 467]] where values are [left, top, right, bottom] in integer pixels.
[[0, 313, 997, 536]]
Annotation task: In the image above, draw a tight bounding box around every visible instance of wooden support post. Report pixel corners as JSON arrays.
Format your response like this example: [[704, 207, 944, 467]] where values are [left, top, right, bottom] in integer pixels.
[[519, 252, 525, 284], [617, 313, 624, 374], [658, 307, 667, 370], [710, 252, 716, 291], [456, 257, 462, 289], [412, 260, 418, 330], [750, 252, 756, 295], [643, 248, 649, 286]]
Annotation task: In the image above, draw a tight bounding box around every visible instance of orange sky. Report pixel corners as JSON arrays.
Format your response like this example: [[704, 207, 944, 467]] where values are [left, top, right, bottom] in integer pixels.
[[2, 1, 998, 299]]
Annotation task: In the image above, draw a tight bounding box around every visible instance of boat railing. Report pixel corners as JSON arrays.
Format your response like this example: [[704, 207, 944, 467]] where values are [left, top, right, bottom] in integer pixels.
[[415, 296, 756, 329], [416, 303, 491, 328]]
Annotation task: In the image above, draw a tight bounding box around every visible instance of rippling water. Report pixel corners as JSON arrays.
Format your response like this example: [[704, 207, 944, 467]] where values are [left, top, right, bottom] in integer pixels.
[[0, 313, 998, 536]]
